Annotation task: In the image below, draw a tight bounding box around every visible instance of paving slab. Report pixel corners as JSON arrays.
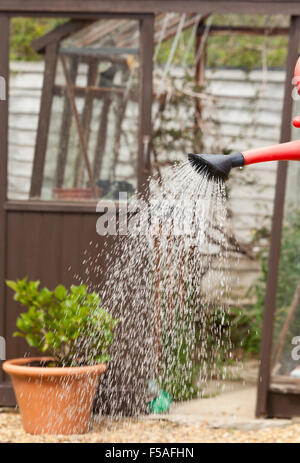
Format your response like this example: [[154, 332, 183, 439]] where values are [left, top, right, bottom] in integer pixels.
[[146, 363, 291, 430]]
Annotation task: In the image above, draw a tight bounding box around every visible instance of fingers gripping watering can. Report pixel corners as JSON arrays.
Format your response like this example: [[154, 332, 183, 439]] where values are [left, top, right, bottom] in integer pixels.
[[189, 57, 300, 180]]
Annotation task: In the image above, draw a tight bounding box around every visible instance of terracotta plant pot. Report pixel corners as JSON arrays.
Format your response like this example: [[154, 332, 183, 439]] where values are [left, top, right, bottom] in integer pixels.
[[52, 187, 102, 201], [3, 357, 107, 435]]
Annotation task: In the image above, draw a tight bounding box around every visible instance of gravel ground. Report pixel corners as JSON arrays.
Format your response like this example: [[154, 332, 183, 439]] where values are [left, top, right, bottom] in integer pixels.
[[0, 410, 300, 443]]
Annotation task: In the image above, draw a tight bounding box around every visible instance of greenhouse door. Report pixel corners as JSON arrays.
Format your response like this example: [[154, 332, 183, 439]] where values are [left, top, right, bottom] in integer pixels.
[[0, 13, 153, 407]]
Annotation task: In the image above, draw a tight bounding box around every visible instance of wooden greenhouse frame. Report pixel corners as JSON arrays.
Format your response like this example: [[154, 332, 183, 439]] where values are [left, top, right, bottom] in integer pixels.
[[0, 0, 300, 418]]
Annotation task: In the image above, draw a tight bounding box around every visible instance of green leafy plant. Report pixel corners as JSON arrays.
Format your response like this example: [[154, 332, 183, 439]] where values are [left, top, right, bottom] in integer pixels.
[[6, 278, 119, 367], [228, 305, 263, 355], [10, 18, 66, 61], [226, 208, 300, 358], [160, 309, 199, 401]]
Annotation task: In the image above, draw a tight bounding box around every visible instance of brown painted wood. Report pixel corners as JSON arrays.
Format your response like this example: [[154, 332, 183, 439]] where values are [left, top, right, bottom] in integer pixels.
[[0, 15, 9, 385], [2, 1, 300, 15], [194, 16, 208, 153], [60, 214, 84, 287], [6, 212, 24, 361], [10, 13, 153, 21], [5, 200, 128, 213], [60, 55, 97, 197], [207, 25, 290, 36], [39, 212, 63, 287], [73, 58, 98, 188], [0, 385, 15, 405], [267, 391, 300, 418], [83, 60, 99, 142], [138, 15, 154, 195], [55, 56, 79, 188], [30, 41, 59, 199], [31, 19, 93, 53], [256, 15, 300, 418], [93, 94, 112, 179], [112, 69, 130, 180]]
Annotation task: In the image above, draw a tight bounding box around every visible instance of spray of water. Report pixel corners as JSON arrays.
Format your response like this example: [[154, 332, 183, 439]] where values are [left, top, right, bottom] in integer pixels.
[[77, 160, 233, 417]]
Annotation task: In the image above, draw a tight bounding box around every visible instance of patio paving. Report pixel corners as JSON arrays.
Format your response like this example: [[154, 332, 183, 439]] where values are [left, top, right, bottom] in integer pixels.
[[150, 385, 290, 431], [147, 360, 291, 431]]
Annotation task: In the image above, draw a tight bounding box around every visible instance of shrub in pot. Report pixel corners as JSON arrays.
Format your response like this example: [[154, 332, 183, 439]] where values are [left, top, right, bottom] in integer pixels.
[[3, 278, 118, 435]]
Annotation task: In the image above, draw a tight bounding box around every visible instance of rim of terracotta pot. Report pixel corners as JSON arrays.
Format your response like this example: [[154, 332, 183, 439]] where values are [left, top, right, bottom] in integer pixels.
[[52, 188, 94, 192], [52, 187, 103, 193], [2, 357, 107, 377]]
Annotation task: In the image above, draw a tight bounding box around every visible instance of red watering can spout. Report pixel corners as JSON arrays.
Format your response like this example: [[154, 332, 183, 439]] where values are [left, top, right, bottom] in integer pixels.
[[242, 139, 300, 166]]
